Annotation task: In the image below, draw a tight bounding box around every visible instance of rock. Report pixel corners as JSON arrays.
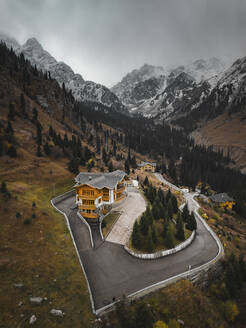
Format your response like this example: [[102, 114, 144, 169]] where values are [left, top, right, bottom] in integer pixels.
[[178, 319, 184, 325], [50, 309, 65, 317], [18, 301, 23, 307], [29, 297, 43, 304], [29, 315, 37, 324], [14, 283, 24, 288]]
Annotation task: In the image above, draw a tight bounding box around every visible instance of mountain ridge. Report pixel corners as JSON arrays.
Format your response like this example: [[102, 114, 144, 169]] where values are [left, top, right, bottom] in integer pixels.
[[0, 33, 126, 113]]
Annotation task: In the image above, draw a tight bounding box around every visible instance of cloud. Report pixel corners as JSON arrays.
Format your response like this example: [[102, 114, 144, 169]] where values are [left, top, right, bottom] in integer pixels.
[[0, 0, 245, 86]]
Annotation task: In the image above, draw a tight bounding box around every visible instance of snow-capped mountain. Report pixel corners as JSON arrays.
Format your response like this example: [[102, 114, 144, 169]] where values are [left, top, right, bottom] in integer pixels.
[[111, 63, 166, 108], [173, 57, 227, 86], [0, 32, 20, 50], [112, 58, 227, 119], [0, 33, 126, 112], [134, 72, 211, 120]]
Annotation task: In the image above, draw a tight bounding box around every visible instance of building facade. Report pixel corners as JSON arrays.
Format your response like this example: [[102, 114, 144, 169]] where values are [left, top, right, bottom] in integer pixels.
[[75, 170, 127, 220], [137, 161, 156, 172], [209, 193, 235, 209]]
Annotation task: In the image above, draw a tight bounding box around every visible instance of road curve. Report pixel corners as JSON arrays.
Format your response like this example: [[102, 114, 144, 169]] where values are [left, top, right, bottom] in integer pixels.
[[52, 177, 223, 314]]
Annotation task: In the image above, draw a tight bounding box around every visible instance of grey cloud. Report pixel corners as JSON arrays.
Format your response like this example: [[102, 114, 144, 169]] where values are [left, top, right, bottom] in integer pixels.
[[0, 0, 246, 86]]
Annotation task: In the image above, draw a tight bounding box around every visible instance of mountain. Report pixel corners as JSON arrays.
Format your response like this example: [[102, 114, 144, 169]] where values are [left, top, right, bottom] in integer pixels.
[[112, 58, 227, 118], [133, 72, 211, 120], [0, 34, 126, 112], [111, 63, 166, 109], [174, 56, 246, 172]]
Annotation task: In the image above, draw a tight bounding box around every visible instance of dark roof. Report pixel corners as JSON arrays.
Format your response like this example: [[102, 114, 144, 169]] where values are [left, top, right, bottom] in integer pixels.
[[137, 161, 156, 167], [209, 193, 235, 203], [74, 170, 126, 190]]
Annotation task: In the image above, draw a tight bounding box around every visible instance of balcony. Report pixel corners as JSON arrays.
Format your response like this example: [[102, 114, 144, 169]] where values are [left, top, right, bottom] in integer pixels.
[[80, 204, 96, 210]]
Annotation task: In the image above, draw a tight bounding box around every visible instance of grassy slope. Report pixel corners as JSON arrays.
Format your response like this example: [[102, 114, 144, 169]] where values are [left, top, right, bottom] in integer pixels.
[[0, 95, 95, 327], [192, 112, 246, 173]]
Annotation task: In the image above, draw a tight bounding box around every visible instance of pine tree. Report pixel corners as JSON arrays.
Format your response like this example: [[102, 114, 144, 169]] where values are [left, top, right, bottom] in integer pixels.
[[7, 145, 17, 158], [182, 203, 189, 223], [132, 221, 141, 249], [124, 159, 130, 174], [32, 107, 38, 122], [143, 176, 149, 186], [108, 161, 113, 172], [36, 144, 42, 157], [43, 142, 50, 156], [175, 212, 185, 241], [1, 181, 7, 193], [171, 194, 178, 213], [165, 225, 175, 249], [8, 102, 15, 121], [167, 198, 173, 219], [67, 157, 79, 174], [186, 212, 197, 231], [147, 228, 154, 252], [152, 227, 157, 244]]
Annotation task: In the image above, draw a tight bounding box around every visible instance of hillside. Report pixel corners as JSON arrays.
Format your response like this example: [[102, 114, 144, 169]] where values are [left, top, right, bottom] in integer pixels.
[[0, 33, 127, 113], [0, 42, 145, 327]]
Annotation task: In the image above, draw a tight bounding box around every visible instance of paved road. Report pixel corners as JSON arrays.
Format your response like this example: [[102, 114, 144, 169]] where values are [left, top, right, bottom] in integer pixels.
[[54, 185, 220, 311], [106, 189, 146, 245]]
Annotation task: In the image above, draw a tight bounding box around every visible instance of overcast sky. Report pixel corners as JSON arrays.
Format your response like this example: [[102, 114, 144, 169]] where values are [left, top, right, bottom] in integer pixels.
[[0, 0, 246, 87]]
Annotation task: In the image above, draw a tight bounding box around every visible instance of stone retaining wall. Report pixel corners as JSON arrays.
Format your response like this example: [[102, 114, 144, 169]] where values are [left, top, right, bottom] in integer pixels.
[[124, 230, 196, 260]]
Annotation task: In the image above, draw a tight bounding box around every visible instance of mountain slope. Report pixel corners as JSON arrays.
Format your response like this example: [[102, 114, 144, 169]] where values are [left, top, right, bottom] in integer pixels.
[[0, 33, 126, 112], [174, 57, 246, 172], [111, 63, 166, 108], [112, 58, 227, 118]]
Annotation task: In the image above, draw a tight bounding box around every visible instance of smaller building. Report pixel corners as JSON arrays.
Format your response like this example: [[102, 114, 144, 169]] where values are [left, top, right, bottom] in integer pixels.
[[209, 193, 235, 209], [137, 161, 156, 172]]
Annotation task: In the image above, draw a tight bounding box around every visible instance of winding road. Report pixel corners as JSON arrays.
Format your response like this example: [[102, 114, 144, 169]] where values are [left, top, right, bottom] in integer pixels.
[[52, 174, 223, 314]]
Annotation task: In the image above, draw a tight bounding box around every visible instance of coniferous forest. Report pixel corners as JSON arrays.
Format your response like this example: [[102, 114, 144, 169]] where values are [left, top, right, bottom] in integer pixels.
[[0, 41, 246, 209]]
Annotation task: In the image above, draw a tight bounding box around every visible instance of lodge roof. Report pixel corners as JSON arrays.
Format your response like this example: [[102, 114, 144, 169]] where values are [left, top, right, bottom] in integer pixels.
[[74, 170, 126, 190], [209, 193, 235, 203], [137, 161, 156, 167]]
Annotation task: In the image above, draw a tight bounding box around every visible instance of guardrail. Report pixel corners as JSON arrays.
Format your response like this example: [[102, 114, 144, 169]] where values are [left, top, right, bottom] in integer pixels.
[[124, 230, 196, 259]]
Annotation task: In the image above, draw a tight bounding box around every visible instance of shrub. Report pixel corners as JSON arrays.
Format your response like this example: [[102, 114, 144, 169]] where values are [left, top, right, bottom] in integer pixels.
[[24, 218, 31, 225], [16, 212, 22, 218], [32, 213, 36, 219]]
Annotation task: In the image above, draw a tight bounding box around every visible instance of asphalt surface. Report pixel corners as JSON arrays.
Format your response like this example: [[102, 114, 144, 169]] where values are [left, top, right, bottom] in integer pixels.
[[54, 184, 219, 311]]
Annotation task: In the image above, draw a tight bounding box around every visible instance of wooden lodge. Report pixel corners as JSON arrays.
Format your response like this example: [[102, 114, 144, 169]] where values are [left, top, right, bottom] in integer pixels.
[[74, 170, 127, 220], [137, 161, 156, 172]]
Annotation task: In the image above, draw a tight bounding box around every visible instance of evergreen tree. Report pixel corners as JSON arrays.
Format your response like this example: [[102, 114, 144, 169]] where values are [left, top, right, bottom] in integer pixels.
[[175, 212, 185, 241], [165, 225, 175, 249], [8, 102, 15, 121], [7, 145, 17, 157], [67, 157, 79, 174], [36, 121, 43, 146], [32, 107, 38, 122], [143, 176, 149, 186], [152, 226, 157, 244], [167, 198, 173, 219], [43, 142, 50, 156], [1, 181, 7, 193], [108, 161, 113, 172], [125, 159, 130, 174], [132, 221, 141, 249], [36, 144, 42, 157], [135, 302, 154, 328], [147, 228, 154, 252], [171, 194, 178, 213], [6, 120, 13, 135], [140, 214, 149, 236], [182, 203, 189, 223], [186, 212, 197, 231]]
